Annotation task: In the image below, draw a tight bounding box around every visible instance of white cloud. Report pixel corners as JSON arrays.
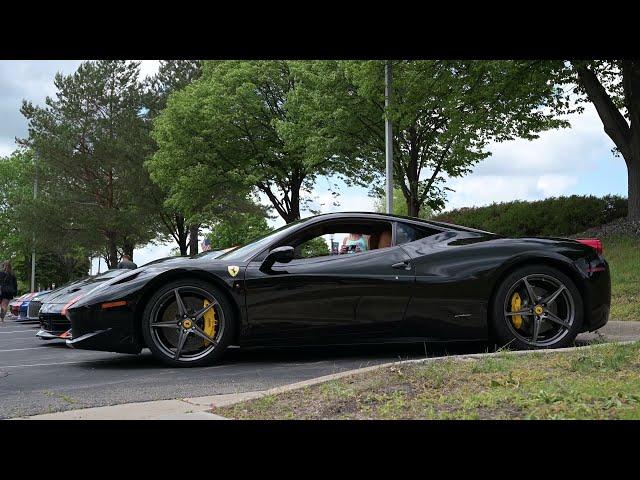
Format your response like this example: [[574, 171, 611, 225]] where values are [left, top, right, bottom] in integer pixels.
[[441, 103, 623, 210], [470, 105, 605, 178], [536, 175, 578, 197]]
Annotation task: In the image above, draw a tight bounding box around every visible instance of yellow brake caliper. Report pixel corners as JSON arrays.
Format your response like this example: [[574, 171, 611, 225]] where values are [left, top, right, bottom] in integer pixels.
[[511, 292, 523, 329], [203, 299, 216, 346]]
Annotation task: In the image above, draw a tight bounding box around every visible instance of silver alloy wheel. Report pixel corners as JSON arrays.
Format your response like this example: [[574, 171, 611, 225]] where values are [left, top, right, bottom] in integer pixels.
[[503, 273, 575, 347], [148, 286, 225, 362]]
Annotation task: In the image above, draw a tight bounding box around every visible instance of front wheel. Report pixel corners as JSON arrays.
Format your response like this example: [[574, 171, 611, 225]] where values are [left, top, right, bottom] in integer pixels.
[[141, 279, 235, 367], [490, 265, 583, 350]]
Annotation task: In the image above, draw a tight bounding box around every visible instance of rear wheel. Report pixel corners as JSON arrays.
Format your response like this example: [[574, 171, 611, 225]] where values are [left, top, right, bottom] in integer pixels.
[[141, 279, 235, 367], [490, 265, 583, 350]]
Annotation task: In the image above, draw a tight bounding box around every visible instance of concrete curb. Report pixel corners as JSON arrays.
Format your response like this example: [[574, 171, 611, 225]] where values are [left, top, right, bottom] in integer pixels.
[[14, 339, 636, 420]]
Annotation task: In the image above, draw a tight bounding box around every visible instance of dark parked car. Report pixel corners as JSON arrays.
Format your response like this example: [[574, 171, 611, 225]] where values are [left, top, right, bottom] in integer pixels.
[[9, 293, 30, 318], [24, 290, 52, 321], [65, 213, 610, 367]]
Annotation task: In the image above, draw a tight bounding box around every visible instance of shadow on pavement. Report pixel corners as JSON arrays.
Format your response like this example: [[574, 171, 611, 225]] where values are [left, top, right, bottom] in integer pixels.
[[75, 340, 492, 371]]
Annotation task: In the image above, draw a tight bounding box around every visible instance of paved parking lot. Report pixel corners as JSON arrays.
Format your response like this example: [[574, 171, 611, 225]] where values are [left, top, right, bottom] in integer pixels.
[[1, 316, 638, 419]]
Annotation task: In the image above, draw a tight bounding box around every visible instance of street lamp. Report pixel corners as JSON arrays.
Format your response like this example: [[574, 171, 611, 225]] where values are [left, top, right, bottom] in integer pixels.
[[385, 60, 393, 214], [31, 152, 38, 292]]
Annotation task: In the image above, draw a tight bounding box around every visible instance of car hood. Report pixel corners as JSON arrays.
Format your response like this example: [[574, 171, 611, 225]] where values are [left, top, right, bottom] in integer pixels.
[[29, 290, 52, 303], [42, 272, 130, 305]]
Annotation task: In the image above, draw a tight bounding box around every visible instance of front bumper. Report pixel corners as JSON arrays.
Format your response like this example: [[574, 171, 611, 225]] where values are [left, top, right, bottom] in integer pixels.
[[39, 313, 70, 333], [36, 329, 71, 340], [66, 304, 142, 354]]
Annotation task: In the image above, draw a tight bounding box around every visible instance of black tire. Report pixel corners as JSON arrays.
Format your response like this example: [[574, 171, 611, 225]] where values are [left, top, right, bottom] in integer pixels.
[[490, 265, 583, 350], [141, 278, 235, 367]]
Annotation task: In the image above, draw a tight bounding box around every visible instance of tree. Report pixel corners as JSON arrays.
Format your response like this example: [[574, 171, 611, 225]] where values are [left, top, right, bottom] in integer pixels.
[[20, 60, 157, 268], [299, 60, 574, 217], [207, 212, 272, 250], [149, 61, 373, 225], [144, 60, 202, 117], [570, 61, 640, 220], [373, 187, 432, 219], [0, 150, 90, 291], [144, 60, 204, 255]]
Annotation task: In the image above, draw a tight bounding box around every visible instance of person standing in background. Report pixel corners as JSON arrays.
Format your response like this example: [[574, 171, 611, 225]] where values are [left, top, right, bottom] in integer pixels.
[[200, 238, 211, 252], [116, 254, 138, 270], [0, 261, 18, 323]]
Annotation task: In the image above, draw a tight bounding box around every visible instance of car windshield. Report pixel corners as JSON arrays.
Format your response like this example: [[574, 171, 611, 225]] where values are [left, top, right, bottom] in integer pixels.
[[81, 269, 129, 284], [217, 218, 311, 262], [192, 249, 223, 259]]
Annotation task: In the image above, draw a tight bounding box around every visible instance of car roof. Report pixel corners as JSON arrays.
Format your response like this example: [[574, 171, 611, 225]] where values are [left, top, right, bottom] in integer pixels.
[[297, 211, 457, 231]]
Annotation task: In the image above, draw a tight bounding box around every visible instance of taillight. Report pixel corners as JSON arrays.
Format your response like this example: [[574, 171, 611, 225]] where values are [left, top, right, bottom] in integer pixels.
[[576, 238, 603, 256]]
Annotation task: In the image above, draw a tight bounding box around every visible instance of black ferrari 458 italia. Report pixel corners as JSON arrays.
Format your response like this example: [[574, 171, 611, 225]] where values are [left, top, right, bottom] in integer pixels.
[[66, 212, 611, 366]]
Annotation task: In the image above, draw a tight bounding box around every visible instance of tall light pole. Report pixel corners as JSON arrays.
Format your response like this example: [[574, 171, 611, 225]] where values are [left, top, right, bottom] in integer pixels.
[[31, 152, 38, 292], [385, 60, 393, 214]]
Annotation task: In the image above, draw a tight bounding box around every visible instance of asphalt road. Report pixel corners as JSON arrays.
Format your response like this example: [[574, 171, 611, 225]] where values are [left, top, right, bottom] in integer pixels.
[[1, 316, 638, 419]]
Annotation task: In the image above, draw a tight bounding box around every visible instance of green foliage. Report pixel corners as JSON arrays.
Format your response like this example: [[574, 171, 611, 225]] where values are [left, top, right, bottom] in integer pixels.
[[433, 195, 628, 237], [603, 236, 640, 322], [300, 60, 574, 217], [373, 187, 432, 219], [0, 151, 90, 290], [16, 250, 89, 293], [143, 60, 205, 255], [207, 213, 272, 251], [149, 60, 374, 224], [297, 236, 330, 258], [219, 343, 640, 420], [144, 60, 202, 118], [20, 60, 158, 267]]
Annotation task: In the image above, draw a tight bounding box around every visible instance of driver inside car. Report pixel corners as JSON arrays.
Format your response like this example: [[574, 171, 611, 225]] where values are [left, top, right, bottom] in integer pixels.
[[340, 233, 369, 254]]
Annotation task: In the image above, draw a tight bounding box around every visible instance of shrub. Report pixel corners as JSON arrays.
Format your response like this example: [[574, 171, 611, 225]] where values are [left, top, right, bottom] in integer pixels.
[[433, 195, 628, 237]]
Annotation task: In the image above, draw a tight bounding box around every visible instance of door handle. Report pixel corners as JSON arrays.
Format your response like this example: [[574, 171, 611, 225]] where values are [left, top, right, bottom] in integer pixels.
[[391, 261, 411, 270]]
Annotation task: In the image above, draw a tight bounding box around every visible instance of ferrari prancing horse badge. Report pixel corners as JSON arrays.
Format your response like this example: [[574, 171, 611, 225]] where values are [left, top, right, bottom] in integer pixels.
[[228, 265, 240, 277]]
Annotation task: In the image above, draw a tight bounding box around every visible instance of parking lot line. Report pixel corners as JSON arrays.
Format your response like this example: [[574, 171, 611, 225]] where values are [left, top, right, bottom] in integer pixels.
[[0, 347, 45, 353], [0, 336, 39, 341], [0, 359, 114, 369]]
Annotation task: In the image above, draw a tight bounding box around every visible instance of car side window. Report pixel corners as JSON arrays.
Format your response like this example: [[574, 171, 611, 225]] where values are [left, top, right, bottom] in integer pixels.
[[396, 222, 437, 245], [295, 237, 332, 259], [251, 219, 395, 263]]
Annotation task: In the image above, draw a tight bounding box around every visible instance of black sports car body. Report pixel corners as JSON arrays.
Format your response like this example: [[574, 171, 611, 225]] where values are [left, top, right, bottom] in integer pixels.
[[66, 213, 611, 366], [36, 270, 129, 340]]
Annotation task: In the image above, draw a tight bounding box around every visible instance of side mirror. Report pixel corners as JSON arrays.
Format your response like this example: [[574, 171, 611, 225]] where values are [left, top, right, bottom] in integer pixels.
[[260, 246, 295, 273]]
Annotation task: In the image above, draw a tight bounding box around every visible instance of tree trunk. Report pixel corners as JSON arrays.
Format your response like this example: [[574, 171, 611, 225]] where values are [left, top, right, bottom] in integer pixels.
[[629, 155, 640, 221], [176, 214, 189, 256], [123, 240, 134, 260], [288, 187, 301, 223], [574, 61, 640, 221], [188, 224, 199, 256], [406, 196, 420, 218], [106, 235, 118, 269]]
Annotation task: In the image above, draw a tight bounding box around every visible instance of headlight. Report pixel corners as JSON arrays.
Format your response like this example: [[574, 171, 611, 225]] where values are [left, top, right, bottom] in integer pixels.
[[61, 294, 85, 318]]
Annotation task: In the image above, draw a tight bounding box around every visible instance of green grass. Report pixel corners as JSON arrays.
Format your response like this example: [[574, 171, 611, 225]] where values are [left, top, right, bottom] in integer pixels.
[[216, 342, 640, 420], [603, 236, 640, 321]]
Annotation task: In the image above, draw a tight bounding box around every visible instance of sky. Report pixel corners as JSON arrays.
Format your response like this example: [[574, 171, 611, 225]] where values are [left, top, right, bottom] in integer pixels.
[[0, 60, 629, 272]]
